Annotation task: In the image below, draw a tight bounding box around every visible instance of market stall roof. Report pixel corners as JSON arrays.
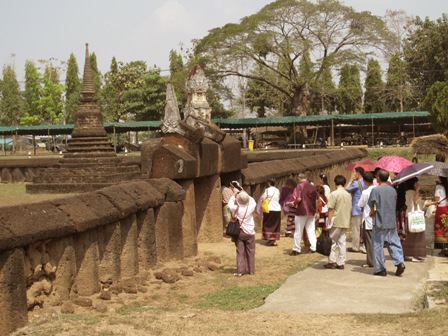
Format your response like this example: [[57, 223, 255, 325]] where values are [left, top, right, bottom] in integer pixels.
[[214, 111, 430, 127], [0, 111, 430, 136]]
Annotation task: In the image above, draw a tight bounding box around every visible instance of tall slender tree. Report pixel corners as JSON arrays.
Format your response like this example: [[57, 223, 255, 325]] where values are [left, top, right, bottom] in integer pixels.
[[101, 57, 120, 122], [21, 60, 42, 125], [337, 64, 362, 114], [384, 53, 414, 112], [364, 59, 385, 113], [422, 81, 448, 133], [169, 49, 187, 109], [0, 65, 24, 125], [39, 65, 64, 124], [64, 53, 81, 124]]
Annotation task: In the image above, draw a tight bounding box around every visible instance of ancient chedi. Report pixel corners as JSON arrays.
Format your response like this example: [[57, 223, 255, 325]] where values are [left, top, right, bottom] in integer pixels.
[[26, 44, 142, 194]]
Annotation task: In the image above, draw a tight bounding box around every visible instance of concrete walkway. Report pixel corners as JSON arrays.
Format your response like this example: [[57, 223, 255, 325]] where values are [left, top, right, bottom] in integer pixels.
[[255, 250, 447, 314]]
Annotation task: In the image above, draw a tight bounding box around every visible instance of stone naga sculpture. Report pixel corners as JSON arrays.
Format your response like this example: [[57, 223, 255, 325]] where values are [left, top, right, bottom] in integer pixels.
[[161, 65, 225, 144]]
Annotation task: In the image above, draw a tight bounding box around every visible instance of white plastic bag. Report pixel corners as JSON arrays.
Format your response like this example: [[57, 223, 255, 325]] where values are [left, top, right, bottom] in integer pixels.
[[408, 203, 426, 233]]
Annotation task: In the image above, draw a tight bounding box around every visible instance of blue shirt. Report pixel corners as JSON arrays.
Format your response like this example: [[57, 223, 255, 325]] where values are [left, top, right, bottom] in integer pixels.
[[368, 184, 397, 229], [346, 178, 366, 216]]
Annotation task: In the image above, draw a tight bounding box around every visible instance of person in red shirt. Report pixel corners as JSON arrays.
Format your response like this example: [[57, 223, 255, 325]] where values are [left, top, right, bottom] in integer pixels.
[[286, 173, 319, 255]]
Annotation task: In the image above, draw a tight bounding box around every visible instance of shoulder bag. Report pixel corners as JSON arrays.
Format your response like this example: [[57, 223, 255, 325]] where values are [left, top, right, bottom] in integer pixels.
[[261, 190, 272, 214], [226, 206, 248, 238], [408, 202, 426, 233]]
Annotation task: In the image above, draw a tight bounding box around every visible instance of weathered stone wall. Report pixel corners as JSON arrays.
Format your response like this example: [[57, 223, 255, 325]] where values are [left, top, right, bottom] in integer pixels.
[[0, 156, 140, 184], [240, 148, 367, 229], [0, 147, 367, 334], [0, 178, 184, 336]]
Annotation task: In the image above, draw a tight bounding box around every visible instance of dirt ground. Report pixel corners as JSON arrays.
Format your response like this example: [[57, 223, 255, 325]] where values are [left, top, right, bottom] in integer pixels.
[[11, 233, 448, 336]]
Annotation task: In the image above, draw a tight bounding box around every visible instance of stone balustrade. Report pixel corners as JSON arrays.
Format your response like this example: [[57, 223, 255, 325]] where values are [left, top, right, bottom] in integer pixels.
[[0, 178, 185, 335]]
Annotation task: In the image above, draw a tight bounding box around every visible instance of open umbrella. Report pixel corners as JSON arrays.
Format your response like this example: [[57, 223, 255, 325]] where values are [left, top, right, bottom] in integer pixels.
[[392, 163, 434, 185], [424, 161, 448, 177], [376, 156, 413, 173], [346, 159, 377, 172]]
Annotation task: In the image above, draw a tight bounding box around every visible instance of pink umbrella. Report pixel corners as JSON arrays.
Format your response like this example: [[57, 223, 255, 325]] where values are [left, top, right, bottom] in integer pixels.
[[346, 159, 377, 172], [376, 156, 413, 173]]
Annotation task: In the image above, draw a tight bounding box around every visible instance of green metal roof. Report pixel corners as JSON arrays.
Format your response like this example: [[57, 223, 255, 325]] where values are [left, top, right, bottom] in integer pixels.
[[213, 111, 430, 127], [0, 111, 430, 136]]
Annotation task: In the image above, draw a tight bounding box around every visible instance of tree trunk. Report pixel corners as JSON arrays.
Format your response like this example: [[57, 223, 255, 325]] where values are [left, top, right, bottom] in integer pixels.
[[291, 84, 310, 116]]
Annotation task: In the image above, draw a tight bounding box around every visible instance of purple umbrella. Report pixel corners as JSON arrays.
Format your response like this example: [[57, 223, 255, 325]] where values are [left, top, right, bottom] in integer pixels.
[[392, 163, 434, 185], [424, 161, 448, 177]]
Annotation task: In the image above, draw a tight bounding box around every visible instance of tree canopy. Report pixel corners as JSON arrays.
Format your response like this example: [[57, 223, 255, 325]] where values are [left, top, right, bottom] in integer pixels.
[[194, 0, 391, 116]]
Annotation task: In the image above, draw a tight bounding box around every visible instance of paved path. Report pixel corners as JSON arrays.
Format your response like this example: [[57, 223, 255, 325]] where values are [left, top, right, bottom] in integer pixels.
[[254, 250, 446, 314]]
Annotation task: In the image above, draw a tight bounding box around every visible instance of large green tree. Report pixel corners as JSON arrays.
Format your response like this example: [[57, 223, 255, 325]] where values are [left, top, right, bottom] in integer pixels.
[[364, 59, 385, 113], [101, 59, 167, 122], [169, 49, 188, 109], [64, 53, 81, 124], [194, 0, 390, 116], [21, 60, 42, 125], [337, 64, 362, 114], [123, 68, 167, 121], [384, 53, 414, 112], [0, 65, 24, 125], [404, 14, 448, 104], [39, 65, 65, 124], [101, 57, 120, 122], [422, 81, 448, 133]]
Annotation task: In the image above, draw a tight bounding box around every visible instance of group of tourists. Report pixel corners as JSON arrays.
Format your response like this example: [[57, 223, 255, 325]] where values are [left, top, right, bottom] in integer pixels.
[[221, 163, 448, 277]]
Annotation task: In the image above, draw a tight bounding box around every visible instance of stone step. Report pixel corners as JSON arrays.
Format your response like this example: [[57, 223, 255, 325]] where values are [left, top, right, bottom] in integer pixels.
[[33, 172, 144, 184]]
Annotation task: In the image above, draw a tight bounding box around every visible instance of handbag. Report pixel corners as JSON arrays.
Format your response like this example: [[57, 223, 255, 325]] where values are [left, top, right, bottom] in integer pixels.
[[261, 191, 273, 213], [226, 217, 241, 237], [226, 206, 248, 238], [408, 203, 426, 233], [316, 230, 332, 256]]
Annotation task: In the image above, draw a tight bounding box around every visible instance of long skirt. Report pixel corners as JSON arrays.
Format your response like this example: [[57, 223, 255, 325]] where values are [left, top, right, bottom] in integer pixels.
[[262, 210, 281, 241], [285, 212, 296, 236], [401, 214, 426, 258], [435, 205, 448, 237]]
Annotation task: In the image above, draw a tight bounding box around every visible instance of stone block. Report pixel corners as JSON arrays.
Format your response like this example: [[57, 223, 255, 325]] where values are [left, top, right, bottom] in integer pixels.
[[176, 180, 197, 258], [137, 209, 157, 269], [0, 202, 76, 251], [162, 133, 200, 158], [0, 248, 28, 336], [151, 144, 198, 179], [120, 215, 139, 278], [198, 138, 219, 177], [149, 178, 186, 202], [97, 222, 122, 284], [51, 192, 119, 233], [140, 138, 162, 175], [46, 237, 77, 303], [195, 175, 222, 243], [220, 135, 246, 173], [73, 229, 100, 296], [155, 202, 184, 262]]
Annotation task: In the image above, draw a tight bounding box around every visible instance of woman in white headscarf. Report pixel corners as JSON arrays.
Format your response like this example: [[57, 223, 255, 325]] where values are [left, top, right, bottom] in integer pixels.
[[228, 191, 257, 277]]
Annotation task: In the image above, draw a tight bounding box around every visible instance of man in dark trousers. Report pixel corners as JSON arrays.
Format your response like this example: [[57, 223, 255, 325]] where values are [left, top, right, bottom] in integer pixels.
[[368, 169, 406, 276]]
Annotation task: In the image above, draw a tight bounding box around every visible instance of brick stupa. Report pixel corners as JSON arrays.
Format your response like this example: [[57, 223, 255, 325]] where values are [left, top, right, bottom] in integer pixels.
[[26, 44, 142, 194]]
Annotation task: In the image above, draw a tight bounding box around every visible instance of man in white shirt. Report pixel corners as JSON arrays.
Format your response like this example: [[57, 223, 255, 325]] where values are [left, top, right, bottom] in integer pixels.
[[357, 172, 376, 268]]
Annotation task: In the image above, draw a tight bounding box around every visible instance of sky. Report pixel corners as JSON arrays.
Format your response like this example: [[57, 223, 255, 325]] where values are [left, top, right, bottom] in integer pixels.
[[1, 0, 446, 81]]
